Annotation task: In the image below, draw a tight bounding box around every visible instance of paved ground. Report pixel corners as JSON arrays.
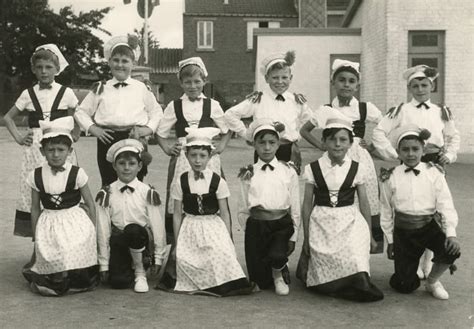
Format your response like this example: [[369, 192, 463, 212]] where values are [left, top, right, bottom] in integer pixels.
[[0, 127, 473, 328]]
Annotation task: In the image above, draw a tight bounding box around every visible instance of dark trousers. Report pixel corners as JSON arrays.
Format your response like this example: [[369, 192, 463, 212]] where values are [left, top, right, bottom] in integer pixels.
[[109, 224, 149, 289], [244, 215, 294, 289], [97, 131, 148, 186], [390, 220, 460, 294]]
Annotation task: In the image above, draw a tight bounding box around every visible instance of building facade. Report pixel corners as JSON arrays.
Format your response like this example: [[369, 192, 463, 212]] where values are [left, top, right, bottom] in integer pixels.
[[182, 0, 299, 109]]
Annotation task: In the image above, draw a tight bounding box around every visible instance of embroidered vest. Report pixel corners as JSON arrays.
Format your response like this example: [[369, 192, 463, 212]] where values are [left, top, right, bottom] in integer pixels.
[[27, 85, 69, 128], [174, 98, 214, 138], [310, 160, 359, 207], [180, 172, 220, 215], [34, 166, 81, 210]]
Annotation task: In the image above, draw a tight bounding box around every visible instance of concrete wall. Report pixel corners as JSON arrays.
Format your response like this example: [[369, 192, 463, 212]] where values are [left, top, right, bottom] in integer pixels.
[[254, 28, 361, 111], [357, 0, 474, 152]]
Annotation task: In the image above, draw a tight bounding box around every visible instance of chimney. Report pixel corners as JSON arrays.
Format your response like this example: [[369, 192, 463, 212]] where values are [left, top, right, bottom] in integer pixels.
[[223, 0, 229, 4], [298, 0, 327, 28]]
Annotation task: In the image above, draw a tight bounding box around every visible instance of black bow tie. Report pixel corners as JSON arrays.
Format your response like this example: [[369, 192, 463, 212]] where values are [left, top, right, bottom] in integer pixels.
[[261, 163, 274, 171], [416, 102, 429, 109], [39, 84, 53, 90], [120, 185, 135, 193], [51, 166, 65, 175], [194, 171, 204, 180], [275, 94, 285, 102], [114, 82, 128, 88], [405, 167, 420, 176]]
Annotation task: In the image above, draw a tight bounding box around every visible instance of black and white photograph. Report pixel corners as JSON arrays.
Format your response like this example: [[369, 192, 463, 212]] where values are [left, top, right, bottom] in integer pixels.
[[0, 0, 473, 327]]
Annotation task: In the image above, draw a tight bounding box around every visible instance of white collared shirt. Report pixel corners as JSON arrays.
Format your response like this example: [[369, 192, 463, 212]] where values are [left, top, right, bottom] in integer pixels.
[[75, 77, 162, 134], [170, 168, 230, 201], [157, 93, 228, 138], [26, 162, 88, 193], [96, 178, 167, 271], [310, 97, 382, 129], [372, 98, 460, 162], [304, 153, 364, 206], [238, 157, 300, 241], [380, 162, 458, 243], [15, 82, 78, 120], [224, 89, 312, 142]]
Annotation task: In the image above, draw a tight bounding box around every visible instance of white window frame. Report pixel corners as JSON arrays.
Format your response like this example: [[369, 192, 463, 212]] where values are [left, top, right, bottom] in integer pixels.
[[197, 21, 213, 49], [408, 31, 445, 103], [247, 21, 280, 50]]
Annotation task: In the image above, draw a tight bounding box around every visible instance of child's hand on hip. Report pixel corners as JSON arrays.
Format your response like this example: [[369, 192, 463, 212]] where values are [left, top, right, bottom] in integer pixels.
[[89, 125, 115, 144], [386, 243, 394, 260], [19, 130, 34, 146], [130, 126, 153, 138], [212, 141, 225, 155], [167, 141, 182, 156], [445, 237, 460, 255], [438, 155, 451, 166]]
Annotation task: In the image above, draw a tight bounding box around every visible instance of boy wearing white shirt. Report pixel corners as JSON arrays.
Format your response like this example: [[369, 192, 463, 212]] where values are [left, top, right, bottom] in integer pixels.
[[96, 139, 166, 293], [75, 35, 162, 185], [238, 118, 300, 296], [224, 51, 312, 171], [372, 65, 460, 165], [380, 124, 461, 300]]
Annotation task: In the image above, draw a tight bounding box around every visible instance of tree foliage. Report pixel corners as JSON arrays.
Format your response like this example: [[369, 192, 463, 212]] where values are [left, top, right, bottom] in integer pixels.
[[134, 24, 160, 65], [0, 0, 112, 89]]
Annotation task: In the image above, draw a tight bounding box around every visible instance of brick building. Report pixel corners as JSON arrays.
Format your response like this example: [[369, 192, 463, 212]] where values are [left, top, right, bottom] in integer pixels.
[[147, 48, 183, 107], [181, 0, 350, 109], [254, 0, 474, 152]]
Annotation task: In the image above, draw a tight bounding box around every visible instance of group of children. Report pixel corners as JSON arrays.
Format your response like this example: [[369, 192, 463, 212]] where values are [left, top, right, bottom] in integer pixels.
[[4, 36, 461, 302]]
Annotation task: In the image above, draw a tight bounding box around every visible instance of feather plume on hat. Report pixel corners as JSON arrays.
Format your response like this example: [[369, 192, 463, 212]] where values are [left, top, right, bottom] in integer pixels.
[[261, 50, 296, 76], [403, 65, 439, 84], [104, 35, 141, 61]]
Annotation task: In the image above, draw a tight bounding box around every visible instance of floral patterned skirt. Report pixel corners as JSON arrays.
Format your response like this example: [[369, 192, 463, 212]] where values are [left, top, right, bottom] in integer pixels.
[[175, 214, 245, 292], [306, 204, 370, 287]]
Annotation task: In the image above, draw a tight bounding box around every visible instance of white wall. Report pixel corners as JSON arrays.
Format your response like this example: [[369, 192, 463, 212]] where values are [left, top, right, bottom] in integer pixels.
[[254, 28, 362, 111], [359, 0, 474, 152]]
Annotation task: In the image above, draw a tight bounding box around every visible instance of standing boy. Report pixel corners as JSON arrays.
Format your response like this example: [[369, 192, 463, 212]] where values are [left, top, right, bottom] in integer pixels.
[[224, 51, 312, 170], [75, 35, 162, 185]]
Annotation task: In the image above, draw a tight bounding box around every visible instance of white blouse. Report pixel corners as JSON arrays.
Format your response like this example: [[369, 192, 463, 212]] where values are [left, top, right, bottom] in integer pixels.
[[26, 163, 87, 193], [16, 82, 78, 120]]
